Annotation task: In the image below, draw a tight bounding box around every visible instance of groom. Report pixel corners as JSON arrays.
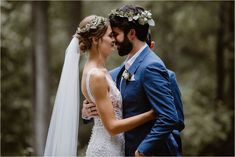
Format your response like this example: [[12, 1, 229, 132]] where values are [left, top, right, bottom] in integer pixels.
[[82, 5, 184, 156]]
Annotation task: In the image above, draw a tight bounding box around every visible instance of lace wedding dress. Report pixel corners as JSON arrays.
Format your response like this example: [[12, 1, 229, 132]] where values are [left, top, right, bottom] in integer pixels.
[[85, 68, 125, 156]]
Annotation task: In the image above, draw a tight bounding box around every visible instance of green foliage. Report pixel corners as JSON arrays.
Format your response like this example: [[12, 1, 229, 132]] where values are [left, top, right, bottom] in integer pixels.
[[182, 73, 232, 155], [1, 1, 33, 156]]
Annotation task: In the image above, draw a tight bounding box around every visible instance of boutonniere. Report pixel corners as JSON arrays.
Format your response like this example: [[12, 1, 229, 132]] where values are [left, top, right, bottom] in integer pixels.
[[122, 69, 132, 81]]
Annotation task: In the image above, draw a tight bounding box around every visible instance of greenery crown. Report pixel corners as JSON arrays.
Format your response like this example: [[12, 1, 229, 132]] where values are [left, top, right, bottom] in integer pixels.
[[76, 16, 108, 34], [109, 9, 155, 26]]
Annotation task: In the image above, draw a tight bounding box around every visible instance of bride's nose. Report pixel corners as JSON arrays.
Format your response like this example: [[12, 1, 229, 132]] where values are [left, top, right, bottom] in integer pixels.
[[111, 36, 115, 42]]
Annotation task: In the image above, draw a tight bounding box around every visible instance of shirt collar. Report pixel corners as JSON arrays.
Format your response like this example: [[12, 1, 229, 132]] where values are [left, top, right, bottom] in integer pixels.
[[124, 43, 148, 70]]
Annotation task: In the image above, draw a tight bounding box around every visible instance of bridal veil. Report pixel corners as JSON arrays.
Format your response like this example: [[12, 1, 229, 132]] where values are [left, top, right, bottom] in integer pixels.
[[44, 37, 80, 156]]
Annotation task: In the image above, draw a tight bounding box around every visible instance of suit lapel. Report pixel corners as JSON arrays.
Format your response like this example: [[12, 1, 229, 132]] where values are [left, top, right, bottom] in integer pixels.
[[115, 63, 125, 90], [121, 46, 150, 96], [128, 46, 150, 75]]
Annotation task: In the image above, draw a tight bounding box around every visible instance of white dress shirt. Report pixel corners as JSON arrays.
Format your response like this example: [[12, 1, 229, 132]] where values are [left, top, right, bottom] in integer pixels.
[[124, 43, 148, 70]]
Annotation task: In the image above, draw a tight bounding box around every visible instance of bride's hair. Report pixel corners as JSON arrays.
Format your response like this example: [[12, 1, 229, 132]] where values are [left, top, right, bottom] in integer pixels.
[[74, 15, 109, 52]]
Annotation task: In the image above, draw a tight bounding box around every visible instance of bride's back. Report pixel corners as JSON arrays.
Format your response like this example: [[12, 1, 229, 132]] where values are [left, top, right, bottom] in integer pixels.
[[81, 64, 108, 103]]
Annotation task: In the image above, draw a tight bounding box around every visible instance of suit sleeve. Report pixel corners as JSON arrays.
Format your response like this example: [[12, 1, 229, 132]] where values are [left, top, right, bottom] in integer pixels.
[[169, 71, 185, 130], [82, 118, 94, 124], [137, 63, 179, 155]]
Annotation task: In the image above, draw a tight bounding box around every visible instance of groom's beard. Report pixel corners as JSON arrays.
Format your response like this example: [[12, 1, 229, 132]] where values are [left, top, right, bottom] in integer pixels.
[[116, 36, 133, 56]]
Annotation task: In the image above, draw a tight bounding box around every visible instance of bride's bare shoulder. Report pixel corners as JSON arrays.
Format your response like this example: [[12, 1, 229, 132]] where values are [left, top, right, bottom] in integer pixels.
[[88, 69, 109, 97], [89, 69, 106, 82]]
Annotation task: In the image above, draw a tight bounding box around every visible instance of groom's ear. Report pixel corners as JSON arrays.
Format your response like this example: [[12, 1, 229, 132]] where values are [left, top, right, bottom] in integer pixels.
[[128, 29, 136, 41]]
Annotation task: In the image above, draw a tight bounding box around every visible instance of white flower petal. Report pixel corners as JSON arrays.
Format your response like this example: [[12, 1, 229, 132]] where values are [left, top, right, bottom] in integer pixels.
[[148, 19, 155, 26], [133, 16, 139, 20]]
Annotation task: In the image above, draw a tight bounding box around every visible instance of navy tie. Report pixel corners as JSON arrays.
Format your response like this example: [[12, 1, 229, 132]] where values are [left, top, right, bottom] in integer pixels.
[[117, 66, 125, 90]]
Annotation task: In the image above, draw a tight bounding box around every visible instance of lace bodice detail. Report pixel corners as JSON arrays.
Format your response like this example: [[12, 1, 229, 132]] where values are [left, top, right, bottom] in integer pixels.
[[85, 68, 124, 156]]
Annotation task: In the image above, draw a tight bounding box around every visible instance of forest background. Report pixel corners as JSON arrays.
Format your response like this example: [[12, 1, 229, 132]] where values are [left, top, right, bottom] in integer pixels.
[[1, 0, 234, 156]]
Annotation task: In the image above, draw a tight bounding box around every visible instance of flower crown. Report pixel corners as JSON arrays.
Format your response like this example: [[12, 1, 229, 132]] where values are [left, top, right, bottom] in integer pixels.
[[76, 16, 108, 34], [109, 9, 155, 26]]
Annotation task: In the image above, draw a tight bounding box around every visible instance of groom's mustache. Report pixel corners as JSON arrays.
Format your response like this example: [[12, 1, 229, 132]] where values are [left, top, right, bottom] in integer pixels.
[[115, 42, 122, 48], [114, 39, 133, 56]]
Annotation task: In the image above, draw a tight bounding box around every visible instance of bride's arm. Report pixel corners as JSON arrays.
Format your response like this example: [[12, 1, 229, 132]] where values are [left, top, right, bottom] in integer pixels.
[[90, 72, 155, 136]]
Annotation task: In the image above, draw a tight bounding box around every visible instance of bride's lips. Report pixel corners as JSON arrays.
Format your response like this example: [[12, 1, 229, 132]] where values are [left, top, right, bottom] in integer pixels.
[[116, 44, 120, 49]]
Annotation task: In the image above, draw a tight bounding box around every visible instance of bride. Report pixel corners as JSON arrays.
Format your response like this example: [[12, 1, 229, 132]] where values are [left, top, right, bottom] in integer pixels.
[[44, 15, 155, 156]]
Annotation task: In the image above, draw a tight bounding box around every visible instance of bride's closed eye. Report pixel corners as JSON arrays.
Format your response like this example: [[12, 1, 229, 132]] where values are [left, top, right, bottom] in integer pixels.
[[109, 32, 114, 38]]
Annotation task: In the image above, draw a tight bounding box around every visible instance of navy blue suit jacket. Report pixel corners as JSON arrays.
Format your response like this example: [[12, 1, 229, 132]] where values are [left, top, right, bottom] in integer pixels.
[[110, 46, 184, 156]]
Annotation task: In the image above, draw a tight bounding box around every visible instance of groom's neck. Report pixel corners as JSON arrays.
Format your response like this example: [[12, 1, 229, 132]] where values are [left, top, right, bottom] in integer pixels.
[[128, 40, 146, 58]]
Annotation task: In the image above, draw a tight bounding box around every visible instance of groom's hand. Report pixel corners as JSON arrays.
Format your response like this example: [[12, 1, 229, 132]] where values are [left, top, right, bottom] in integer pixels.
[[82, 99, 99, 119], [135, 150, 144, 157]]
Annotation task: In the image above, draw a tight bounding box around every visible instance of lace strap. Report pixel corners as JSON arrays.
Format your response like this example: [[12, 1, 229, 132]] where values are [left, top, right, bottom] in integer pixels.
[[86, 68, 98, 103]]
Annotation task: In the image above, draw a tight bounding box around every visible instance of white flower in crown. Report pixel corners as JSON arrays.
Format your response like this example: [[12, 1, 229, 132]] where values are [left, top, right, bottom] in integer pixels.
[[122, 69, 132, 81], [109, 9, 155, 26], [76, 16, 108, 34]]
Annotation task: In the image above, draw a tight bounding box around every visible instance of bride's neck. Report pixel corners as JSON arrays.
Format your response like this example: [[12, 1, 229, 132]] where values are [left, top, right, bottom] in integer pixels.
[[87, 50, 106, 69]]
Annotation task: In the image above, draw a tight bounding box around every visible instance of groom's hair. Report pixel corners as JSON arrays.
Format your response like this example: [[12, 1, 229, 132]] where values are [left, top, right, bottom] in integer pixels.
[[109, 5, 149, 41]]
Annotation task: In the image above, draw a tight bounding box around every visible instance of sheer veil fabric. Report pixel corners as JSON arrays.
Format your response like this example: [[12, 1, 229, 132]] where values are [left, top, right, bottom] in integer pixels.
[[44, 37, 80, 156]]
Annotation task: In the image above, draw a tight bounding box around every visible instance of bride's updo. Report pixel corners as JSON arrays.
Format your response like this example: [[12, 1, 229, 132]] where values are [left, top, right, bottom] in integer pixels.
[[75, 15, 109, 52]]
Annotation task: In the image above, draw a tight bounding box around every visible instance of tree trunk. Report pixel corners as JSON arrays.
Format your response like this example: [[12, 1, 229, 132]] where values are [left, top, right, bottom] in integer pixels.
[[215, 2, 225, 101], [67, 1, 82, 37], [226, 1, 234, 110], [32, 1, 49, 155], [214, 2, 234, 155]]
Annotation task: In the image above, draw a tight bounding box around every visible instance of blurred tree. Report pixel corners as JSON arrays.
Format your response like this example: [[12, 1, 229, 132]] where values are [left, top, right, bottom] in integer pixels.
[[1, 1, 32, 156], [201, 1, 234, 155], [31, 1, 49, 155], [1, 47, 32, 155], [67, 1, 82, 37], [216, 2, 226, 101]]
